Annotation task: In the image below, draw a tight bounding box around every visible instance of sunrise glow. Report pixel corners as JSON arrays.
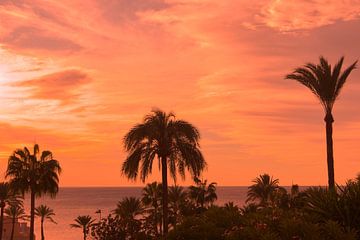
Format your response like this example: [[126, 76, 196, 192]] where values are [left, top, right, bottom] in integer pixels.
[[1, 0, 360, 187]]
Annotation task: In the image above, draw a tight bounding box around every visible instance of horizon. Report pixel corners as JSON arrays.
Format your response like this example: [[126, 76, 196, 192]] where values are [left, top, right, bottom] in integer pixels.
[[1, 0, 360, 187]]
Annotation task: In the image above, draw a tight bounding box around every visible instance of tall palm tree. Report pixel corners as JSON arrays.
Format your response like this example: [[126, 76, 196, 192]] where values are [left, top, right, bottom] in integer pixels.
[[246, 174, 279, 206], [5, 202, 26, 240], [70, 215, 95, 240], [122, 109, 206, 235], [189, 177, 217, 209], [286, 56, 357, 190], [0, 182, 16, 240], [35, 205, 57, 240], [142, 182, 162, 236], [6, 144, 61, 240]]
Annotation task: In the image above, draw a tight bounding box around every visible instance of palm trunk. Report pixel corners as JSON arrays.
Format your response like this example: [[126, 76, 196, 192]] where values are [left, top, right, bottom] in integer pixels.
[[30, 191, 35, 240], [161, 156, 168, 237], [83, 227, 86, 240], [0, 203, 4, 240], [10, 216, 15, 240], [325, 112, 335, 190], [41, 219, 44, 240]]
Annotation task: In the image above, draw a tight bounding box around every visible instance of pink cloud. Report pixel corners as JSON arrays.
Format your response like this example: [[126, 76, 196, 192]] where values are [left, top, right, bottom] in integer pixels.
[[14, 69, 91, 102], [255, 0, 360, 32]]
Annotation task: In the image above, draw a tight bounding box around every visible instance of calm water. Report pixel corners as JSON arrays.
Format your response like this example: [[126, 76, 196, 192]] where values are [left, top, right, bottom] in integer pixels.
[[21, 186, 248, 240]]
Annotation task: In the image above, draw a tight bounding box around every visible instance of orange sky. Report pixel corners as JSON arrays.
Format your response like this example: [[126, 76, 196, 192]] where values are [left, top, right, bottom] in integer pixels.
[[0, 0, 360, 187]]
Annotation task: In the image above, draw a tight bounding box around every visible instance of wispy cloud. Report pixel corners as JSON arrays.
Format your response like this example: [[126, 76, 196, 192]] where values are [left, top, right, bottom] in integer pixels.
[[14, 69, 91, 102]]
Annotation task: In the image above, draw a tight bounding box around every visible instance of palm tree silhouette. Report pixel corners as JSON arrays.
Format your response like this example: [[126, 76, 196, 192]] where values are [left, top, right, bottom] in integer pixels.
[[142, 182, 162, 236], [35, 205, 57, 240], [168, 185, 188, 227], [113, 197, 144, 238], [246, 174, 279, 206], [113, 197, 144, 220], [189, 177, 217, 209], [6, 144, 61, 240], [70, 215, 95, 240], [286, 56, 357, 190], [4, 202, 26, 240], [0, 182, 17, 240], [122, 109, 206, 235]]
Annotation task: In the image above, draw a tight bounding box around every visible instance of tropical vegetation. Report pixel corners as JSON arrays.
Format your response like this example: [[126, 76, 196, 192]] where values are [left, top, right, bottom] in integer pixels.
[[86, 174, 360, 240], [6, 144, 61, 240]]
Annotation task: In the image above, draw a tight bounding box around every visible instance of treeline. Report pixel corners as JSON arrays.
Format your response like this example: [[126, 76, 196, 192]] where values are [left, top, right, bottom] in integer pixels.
[[71, 174, 360, 240]]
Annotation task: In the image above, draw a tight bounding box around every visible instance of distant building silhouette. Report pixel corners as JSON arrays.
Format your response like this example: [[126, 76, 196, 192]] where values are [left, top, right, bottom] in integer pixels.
[[2, 216, 32, 240]]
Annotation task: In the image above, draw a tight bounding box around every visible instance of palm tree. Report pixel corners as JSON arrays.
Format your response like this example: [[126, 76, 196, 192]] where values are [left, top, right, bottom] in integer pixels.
[[168, 185, 188, 227], [70, 215, 95, 240], [5, 203, 26, 240], [0, 182, 16, 240], [189, 177, 217, 209], [6, 144, 61, 240], [113, 197, 144, 238], [142, 182, 162, 236], [113, 197, 144, 220], [122, 109, 206, 235], [224, 202, 239, 212], [35, 205, 57, 240], [286, 56, 357, 190], [246, 174, 279, 206]]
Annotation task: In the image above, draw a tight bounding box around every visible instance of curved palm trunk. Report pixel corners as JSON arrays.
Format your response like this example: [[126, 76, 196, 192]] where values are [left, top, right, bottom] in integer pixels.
[[161, 157, 168, 237], [10, 216, 15, 240], [0, 203, 4, 240], [30, 191, 35, 240], [325, 112, 335, 190], [41, 219, 44, 240]]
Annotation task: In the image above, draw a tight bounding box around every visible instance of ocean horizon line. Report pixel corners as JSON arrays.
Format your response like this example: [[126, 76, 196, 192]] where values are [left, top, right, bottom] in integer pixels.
[[57, 185, 321, 188]]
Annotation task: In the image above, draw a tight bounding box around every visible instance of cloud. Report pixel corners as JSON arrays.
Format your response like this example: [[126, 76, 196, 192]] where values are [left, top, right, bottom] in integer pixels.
[[15, 69, 91, 102], [1, 26, 81, 52], [255, 0, 360, 32], [96, 0, 171, 23]]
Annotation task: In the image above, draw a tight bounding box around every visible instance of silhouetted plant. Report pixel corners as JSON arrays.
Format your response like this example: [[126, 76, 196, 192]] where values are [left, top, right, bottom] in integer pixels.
[[70, 215, 96, 240], [189, 177, 217, 210], [6, 144, 61, 240], [113, 197, 143, 220], [168, 185, 188, 228], [113, 197, 144, 238], [122, 109, 206, 235], [91, 214, 150, 240], [142, 182, 162, 236], [35, 205, 57, 240], [246, 174, 279, 207], [286, 56, 357, 190]]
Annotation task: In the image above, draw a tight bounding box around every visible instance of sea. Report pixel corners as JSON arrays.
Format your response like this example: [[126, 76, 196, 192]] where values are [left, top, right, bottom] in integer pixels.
[[20, 186, 256, 240]]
